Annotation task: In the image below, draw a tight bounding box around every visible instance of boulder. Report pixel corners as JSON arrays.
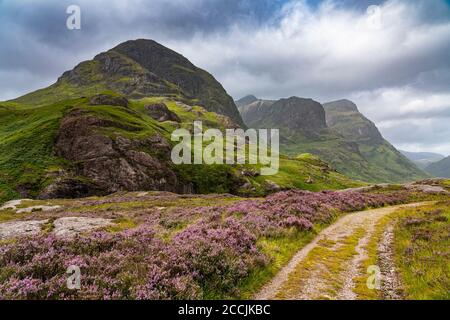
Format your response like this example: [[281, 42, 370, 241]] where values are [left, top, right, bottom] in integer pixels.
[[48, 109, 185, 198], [145, 103, 181, 122], [89, 94, 129, 108]]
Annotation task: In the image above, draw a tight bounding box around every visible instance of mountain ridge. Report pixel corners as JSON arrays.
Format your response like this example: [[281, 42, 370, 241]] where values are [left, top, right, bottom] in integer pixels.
[[236, 95, 428, 183]]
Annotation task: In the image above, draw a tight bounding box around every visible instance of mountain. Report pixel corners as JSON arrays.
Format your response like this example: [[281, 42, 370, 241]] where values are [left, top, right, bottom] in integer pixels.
[[323, 99, 427, 182], [323, 100, 383, 145], [400, 150, 445, 169], [426, 156, 450, 178], [0, 40, 361, 203], [237, 96, 428, 183], [13, 39, 245, 127], [235, 95, 258, 108]]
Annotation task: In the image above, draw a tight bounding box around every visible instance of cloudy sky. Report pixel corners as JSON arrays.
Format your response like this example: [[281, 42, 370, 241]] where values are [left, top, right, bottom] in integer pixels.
[[1, 0, 450, 155]]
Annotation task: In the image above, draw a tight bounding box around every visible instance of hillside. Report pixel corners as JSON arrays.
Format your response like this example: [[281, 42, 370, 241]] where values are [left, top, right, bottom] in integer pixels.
[[237, 96, 428, 183], [400, 150, 445, 169], [0, 40, 361, 204], [323, 99, 428, 182], [426, 156, 450, 178]]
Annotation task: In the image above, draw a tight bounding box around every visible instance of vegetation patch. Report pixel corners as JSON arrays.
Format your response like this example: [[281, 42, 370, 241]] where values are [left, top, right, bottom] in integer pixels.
[[392, 202, 450, 300]]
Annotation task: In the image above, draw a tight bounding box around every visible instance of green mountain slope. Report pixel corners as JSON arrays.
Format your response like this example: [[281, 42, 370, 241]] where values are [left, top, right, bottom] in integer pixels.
[[426, 156, 450, 178], [323, 100, 428, 182]]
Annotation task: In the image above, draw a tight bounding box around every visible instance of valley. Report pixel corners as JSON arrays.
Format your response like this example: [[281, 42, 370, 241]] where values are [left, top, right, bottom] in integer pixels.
[[0, 39, 448, 301]]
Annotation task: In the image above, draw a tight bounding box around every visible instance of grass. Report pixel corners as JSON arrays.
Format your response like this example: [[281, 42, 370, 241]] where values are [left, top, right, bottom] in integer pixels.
[[0, 100, 73, 201], [392, 202, 450, 300], [0, 209, 29, 223], [0, 92, 362, 204], [106, 217, 138, 233]]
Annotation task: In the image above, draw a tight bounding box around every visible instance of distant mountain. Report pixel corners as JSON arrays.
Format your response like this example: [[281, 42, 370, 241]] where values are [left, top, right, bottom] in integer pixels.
[[400, 150, 445, 169], [235, 95, 258, 108], [323, 100, 383, 145], [323, 99, 428, 182], [426, 156, 450, 178], [237, 96, 428, 183]]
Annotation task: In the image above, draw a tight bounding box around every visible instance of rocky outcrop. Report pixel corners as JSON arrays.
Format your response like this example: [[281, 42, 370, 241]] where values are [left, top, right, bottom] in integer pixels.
[[0, 217, 113, 240], [145, 103, 181, 122], [89, 94, 129, 108], [0, 220, 48, 240], [323, 99, 384, 145], [52, 217, 113, 238], [45, 108, 188, 198]]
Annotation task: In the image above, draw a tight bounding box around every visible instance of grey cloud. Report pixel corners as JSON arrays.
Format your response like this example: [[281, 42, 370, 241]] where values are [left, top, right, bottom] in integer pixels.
[[0, 0, 449, 154], [378, 117, 450, 156]]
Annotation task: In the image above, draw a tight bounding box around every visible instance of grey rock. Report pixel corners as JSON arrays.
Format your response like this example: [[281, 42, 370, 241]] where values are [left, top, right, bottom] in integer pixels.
[[145, 103, 181, 122]]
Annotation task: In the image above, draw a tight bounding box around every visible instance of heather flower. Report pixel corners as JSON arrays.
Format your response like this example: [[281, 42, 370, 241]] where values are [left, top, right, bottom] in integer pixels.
[[0, 189, 406, 300]]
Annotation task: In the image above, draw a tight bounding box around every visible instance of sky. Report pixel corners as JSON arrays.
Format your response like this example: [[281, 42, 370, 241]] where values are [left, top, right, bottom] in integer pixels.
[[1, 0, 450, 155]]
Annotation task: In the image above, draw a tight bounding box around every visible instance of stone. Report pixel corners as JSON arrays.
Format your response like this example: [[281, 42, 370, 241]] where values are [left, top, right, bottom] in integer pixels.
[[0, 220, 48, 239], [89, 94, 129, 108], [145, 103, 181, 122], [52, 217, 113, 238]]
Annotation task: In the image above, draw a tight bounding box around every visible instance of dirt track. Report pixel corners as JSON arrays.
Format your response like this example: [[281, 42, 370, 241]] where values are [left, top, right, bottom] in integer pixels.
[[255, 202, 430, 300]]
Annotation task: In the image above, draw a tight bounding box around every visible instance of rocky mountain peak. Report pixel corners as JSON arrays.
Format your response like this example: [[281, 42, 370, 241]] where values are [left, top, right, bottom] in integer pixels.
[[57, 39, 244, 127], [324, 99, 359, 112], [237, 95, 327, 136], [236, 95, 258, 108], [323, 99, 383, 145]]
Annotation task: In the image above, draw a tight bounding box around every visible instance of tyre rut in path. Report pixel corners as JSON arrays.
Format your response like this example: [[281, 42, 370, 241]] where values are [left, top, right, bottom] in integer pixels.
[[254, 202, 429, 300]]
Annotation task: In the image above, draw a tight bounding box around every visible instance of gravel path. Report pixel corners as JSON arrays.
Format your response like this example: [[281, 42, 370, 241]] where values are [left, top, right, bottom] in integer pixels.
[[255, 202, 429, 300]]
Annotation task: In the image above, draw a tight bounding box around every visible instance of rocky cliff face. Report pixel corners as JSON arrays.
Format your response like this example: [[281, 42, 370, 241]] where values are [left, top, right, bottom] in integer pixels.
[[238, 96, 327, 137], [45, 107, 182, 198], [236, 95, 258, 108], [322, 99, 429, 182], [323, 100, 383, 145]]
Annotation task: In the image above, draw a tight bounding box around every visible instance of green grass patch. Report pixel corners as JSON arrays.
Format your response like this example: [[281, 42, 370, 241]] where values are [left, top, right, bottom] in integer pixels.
[[392, 202, 450, 300]]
